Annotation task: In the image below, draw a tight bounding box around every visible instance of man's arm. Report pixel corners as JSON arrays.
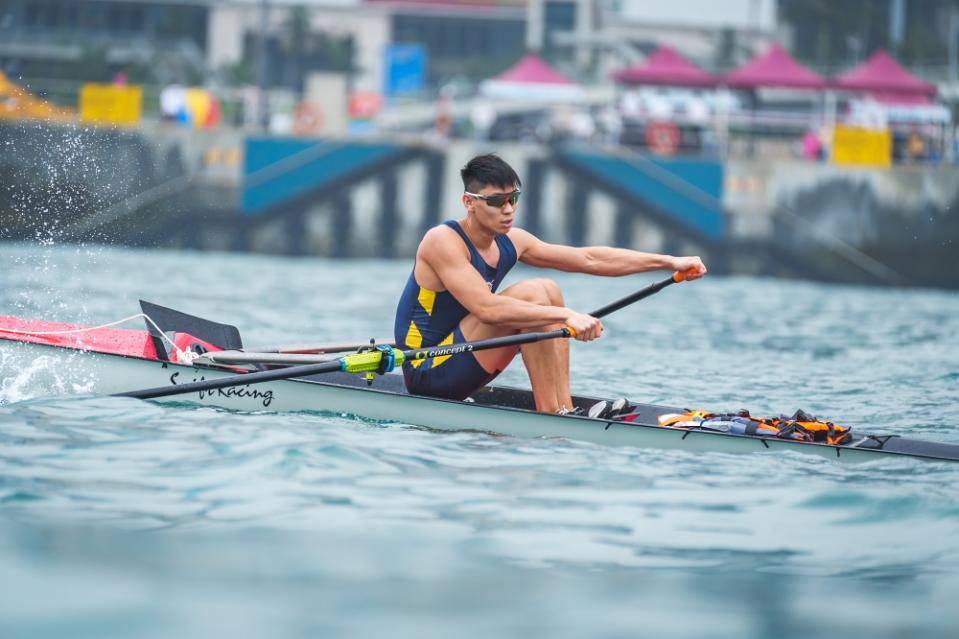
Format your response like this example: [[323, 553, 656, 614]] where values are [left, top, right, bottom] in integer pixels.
[[510, 228, 706, 279], [420, 227, 601, 337]]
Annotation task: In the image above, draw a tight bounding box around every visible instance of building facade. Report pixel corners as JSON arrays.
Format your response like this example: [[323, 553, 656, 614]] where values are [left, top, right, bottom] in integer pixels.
[[1, 0, 781, 95]]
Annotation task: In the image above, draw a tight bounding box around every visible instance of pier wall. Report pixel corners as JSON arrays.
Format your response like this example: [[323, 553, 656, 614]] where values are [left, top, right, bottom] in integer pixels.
[[1, 122, 956, 288]]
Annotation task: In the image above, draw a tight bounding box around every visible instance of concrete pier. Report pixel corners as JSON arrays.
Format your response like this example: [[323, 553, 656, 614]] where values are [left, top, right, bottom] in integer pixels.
[[2, 121, 956, 288]]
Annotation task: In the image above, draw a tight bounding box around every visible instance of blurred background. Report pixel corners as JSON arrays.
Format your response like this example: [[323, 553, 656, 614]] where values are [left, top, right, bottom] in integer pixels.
[[1, 0, 957, 288], [3, 6, 959, 637]]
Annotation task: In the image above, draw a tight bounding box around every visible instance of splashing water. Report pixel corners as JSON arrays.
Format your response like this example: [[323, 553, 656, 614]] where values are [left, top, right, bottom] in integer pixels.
[[0, 344, 99, 405], [1, 120, 136, 322]]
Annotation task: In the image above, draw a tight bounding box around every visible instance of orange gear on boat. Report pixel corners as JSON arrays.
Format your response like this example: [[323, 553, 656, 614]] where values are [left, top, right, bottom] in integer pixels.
[[653, 408, 851, 445]]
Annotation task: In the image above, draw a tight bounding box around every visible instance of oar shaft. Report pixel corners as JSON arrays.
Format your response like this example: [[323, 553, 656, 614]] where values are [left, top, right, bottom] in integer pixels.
[[243, 339, 395, 354], [116, 329, 571, 401], [115, 359, 347, 400], [589, 272, 684, 319], [403, 328, 569, 364], [195, 351, 341, 366], [115, 272, 686, 402]]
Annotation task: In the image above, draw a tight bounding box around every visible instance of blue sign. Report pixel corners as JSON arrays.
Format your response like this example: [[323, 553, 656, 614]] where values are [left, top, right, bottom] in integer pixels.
[[384, 44, 426, 97]]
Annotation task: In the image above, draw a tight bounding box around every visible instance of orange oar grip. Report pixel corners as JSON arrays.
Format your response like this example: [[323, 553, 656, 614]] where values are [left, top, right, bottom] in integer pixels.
[[565, 325, 577, 338], [672, 268, 701, 282]]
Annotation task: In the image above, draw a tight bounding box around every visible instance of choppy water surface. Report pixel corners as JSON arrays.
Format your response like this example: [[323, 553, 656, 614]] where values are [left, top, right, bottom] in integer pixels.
[[1, 243, 958, 638]]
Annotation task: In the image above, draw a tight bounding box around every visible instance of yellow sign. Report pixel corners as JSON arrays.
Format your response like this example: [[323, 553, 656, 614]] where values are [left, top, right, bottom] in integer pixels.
[[80, 84, 142, 126], [831, 125, 891, 168]]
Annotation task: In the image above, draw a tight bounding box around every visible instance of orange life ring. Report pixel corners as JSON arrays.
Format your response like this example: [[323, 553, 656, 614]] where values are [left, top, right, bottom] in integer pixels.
[[293, 101, 323, 135], [645, 120, 681, 155]]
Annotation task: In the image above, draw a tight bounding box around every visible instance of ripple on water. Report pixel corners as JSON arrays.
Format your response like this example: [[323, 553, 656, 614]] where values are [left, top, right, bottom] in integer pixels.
[[1, 246, 959, 637]]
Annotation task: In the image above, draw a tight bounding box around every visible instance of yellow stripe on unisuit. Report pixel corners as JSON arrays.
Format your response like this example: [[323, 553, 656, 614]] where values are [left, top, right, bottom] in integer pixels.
[[429, 332, 455, 368], [405, 320, 426, 368], [417, 287, 436, 316]]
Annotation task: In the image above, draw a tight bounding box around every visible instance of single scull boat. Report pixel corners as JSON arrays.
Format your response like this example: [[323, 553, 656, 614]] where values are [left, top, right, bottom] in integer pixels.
[[1, 279, 957, 464]]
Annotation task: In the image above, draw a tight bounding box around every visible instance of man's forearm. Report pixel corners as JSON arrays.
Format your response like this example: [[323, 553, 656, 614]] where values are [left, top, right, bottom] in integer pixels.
[[579, 247, 677, 276], [474, 296, 572, 329]]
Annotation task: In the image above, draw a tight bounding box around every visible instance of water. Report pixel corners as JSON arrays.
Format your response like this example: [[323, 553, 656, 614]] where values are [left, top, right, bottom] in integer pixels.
[[1, 243, 958, 638]]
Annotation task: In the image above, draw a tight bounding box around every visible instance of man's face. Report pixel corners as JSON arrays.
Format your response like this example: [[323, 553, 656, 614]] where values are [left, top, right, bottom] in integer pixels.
[[463, 184, 521, 234]]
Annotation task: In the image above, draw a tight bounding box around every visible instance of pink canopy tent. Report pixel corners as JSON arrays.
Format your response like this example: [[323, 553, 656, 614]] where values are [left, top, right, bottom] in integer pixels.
[[492, 53, 574, 85], [833, 49, 936, 97], [480, 53, 583, 100], [870, 92, 933, 105], [611, 45, 718, 88], [723, 44, 826, 90]]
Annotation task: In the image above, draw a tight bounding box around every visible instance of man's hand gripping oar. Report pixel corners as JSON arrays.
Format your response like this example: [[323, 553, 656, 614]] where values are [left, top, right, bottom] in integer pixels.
[[114, 270, 699, 401]]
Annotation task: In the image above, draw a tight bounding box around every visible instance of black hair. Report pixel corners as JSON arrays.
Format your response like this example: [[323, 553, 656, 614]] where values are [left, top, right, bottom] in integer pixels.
[[460, 154, 521, 193]]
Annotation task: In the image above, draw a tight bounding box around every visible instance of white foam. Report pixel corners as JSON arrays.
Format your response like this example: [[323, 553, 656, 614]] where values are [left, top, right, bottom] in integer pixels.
[[0, 346, 97, 404]]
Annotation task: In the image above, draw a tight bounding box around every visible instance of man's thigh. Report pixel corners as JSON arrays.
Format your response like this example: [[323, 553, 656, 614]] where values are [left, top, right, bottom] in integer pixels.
[[405, 324, 500, 400], [459, 313, 519, 373], [459, 279, 556, 373]]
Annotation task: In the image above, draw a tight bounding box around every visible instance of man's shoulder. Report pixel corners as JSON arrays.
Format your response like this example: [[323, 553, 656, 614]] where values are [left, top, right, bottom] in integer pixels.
[[418, 223, 464, 258], [505, 227, 538, 251], [421, 223, 458, 245]]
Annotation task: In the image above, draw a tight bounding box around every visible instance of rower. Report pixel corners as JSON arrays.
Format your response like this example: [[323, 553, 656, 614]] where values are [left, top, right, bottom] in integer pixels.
[[393, 153, 707, 413]]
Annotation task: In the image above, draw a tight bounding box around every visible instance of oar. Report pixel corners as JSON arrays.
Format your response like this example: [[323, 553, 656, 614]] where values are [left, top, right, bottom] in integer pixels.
[[192, 351, 344, 367], [115, 271, 689, 401], [241, 339, 395, 355]]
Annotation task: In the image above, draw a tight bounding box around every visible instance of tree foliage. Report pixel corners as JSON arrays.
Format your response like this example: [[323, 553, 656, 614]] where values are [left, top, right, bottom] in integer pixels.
[[780, 0, 955, 71]]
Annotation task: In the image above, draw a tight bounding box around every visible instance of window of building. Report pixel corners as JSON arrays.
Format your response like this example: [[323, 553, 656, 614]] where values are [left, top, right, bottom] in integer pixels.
[[544, 0, 576, 58], [393, 14, 524, 62]]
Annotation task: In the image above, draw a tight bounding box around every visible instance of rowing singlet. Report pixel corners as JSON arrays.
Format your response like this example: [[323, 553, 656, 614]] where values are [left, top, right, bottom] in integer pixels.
[[393, 220, 517, 387]]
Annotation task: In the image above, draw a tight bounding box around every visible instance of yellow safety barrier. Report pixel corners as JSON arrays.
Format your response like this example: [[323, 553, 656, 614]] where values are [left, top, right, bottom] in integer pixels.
[[832, 125, 891, 168], [80, 83, 143, 126]]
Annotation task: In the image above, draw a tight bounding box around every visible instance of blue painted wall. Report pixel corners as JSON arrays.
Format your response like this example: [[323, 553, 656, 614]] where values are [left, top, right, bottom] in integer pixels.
[[561, 149, 725, 239], [241, 138, 404, 215]]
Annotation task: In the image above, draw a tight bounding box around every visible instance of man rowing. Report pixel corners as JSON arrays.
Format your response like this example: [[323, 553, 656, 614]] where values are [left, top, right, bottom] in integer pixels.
[[393, 153, 706, 413]]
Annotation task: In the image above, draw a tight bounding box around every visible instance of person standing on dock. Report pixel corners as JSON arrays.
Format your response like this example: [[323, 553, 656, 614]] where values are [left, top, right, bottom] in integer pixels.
[[394, 153, 706, 413]]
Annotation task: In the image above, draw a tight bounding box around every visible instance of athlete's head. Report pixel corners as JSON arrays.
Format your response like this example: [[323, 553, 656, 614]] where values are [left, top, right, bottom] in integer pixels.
[[461, 154, 521, 193]]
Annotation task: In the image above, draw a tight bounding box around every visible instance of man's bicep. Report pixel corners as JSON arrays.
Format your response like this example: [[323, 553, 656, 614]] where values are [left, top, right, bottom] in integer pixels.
[[440, 261, 496, 310], [518, 238, 587, 271], [423, 239, 494, 313]]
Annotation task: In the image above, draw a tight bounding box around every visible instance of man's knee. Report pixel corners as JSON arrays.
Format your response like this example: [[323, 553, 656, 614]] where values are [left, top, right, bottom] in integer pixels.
[[508, 279, 549, 304], [509, 278, 563, 306], [538, 278, 564, 305]]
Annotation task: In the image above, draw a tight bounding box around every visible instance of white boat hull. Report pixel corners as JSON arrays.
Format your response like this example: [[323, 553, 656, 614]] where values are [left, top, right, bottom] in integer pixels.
[[2, 339, 956, 464]]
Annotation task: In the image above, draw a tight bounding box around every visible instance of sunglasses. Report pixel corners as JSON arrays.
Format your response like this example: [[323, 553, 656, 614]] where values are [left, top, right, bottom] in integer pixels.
[[465, 190, 521, 208]]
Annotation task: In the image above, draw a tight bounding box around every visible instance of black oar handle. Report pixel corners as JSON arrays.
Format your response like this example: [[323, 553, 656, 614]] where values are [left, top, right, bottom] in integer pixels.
[[589, 271, 685, 319]]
